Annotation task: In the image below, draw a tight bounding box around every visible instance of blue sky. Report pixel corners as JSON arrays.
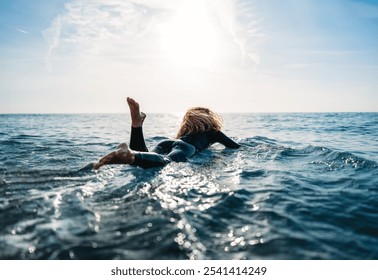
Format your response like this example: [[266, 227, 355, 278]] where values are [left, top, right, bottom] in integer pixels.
[[0, 0, 377, 113]]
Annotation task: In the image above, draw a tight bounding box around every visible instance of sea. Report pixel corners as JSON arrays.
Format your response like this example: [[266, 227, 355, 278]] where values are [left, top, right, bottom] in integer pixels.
[[0, 113, 377, 260]]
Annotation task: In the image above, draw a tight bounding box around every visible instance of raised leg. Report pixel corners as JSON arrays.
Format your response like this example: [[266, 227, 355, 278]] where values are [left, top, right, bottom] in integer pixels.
[[127, 97, 148, 152], [127, 97, 146, 128]]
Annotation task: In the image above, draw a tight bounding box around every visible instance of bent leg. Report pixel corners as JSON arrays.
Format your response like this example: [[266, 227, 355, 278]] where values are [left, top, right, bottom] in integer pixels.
[[94, 140, 196, 170], [127, 97, 148, 152], [127, 97, 146, 128]]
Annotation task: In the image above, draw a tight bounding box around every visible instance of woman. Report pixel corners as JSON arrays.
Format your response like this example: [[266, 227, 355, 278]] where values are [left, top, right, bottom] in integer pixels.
[[94, 97, 240, 169]]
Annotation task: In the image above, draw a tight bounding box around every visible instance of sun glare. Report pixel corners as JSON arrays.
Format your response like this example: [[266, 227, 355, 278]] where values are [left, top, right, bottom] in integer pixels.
[[160, 0, 219, 67]]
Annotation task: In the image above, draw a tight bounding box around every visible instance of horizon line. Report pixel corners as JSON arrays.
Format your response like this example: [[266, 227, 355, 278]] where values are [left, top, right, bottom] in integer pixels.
[[1, 111, 377, 115]]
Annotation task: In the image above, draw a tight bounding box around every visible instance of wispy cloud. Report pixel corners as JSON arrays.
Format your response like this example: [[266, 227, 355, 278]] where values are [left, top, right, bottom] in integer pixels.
[[42, 0, 263, 70], [4, 25, 29, 34], [43, 16, 61, 71], [42, 0, 178, 70], [211, 0, 263, 67], [14, 27, 29, 34]]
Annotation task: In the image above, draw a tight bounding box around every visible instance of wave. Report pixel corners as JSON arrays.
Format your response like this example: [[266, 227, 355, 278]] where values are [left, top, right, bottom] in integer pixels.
[[1, 130, 378, 259], [240, 137, 377, 170]]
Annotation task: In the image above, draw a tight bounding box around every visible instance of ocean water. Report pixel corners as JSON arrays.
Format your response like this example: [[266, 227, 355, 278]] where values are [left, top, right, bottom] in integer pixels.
[[0, 113, 377, 260]]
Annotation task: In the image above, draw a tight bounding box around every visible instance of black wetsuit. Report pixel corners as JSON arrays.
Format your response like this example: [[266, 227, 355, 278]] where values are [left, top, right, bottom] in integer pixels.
[[130, 127, 240, 168]]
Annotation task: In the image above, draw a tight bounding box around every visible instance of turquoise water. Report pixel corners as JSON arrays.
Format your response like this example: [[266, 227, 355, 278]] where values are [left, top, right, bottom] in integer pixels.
[[0, 113, 377, 259]]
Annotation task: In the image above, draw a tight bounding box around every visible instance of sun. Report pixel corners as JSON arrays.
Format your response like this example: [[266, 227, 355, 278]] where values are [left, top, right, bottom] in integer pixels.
[[160, 0, 219, 67]]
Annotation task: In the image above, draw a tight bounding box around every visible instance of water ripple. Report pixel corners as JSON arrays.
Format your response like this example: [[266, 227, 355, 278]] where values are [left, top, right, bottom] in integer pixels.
[[1, 113, 377, 259]]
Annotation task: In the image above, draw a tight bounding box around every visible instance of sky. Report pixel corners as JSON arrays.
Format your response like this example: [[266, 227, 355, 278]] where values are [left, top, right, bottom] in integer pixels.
[[0, 0, 377, 113]]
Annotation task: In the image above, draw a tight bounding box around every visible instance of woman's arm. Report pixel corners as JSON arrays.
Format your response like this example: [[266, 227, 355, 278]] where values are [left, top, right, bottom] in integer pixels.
[[214, 131, 241, 148]]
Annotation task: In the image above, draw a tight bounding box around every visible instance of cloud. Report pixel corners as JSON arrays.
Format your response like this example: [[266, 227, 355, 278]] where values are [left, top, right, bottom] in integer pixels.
[[4, 25, 29, 34], [42, 0, 179, 70], [14, 27, 29, 34], [43, 16, 61, 71], [211, 0, 263, 67], [42, 0, 263, 70]]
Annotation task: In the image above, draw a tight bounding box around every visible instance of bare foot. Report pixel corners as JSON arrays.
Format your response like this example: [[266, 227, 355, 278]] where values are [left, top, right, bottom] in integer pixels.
[[94, 143, 135, 170], [127, 97, 146, 127]]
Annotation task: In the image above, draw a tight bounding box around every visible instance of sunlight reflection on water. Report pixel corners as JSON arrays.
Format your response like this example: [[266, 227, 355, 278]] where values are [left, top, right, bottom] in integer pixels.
[[1, 113, 377, 259]]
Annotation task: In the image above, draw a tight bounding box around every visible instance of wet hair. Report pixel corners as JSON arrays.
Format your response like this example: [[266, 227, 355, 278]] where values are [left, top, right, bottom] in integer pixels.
[[176, 107, 223, 138]]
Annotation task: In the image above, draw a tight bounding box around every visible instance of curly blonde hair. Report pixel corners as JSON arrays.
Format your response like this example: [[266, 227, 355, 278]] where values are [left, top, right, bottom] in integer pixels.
[[176, 107, 223, 138]]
